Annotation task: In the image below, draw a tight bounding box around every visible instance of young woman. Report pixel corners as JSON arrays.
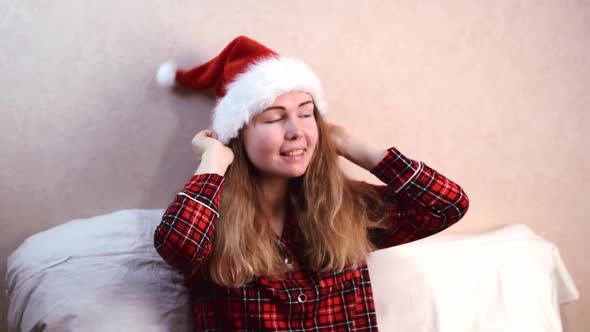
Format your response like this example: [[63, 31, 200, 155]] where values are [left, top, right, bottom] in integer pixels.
[[154, 36, 469, 331]]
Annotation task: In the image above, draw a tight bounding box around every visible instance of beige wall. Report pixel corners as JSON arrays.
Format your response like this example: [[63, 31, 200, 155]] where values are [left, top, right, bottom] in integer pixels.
[[1, 0, 588, 330]]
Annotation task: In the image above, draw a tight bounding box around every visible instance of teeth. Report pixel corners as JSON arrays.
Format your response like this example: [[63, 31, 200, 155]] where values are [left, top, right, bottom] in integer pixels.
[[284, 149, 304, 156]]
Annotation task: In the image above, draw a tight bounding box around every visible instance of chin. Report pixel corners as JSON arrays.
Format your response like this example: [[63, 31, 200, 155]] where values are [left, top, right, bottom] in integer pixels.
[[277, 168, 307, 178], [255, 157, 311, 179], [262, 166, 308, 179], [285, 171, 307, 178]]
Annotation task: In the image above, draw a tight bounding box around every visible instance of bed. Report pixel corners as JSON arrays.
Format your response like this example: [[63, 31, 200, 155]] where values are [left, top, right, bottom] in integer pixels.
[[5, 209, 579, 331]]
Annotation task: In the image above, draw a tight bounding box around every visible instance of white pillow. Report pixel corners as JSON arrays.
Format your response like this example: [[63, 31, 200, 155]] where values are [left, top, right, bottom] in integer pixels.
[[6, 209, 194, 332]]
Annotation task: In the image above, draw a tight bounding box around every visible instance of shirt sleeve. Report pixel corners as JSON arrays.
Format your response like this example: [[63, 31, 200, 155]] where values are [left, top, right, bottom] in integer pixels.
[[153, 173, 225, 278], [364, 147, 470, 249]]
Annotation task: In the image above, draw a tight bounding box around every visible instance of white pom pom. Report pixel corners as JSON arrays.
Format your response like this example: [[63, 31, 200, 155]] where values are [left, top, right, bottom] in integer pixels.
[[156, 61, 178, 87]]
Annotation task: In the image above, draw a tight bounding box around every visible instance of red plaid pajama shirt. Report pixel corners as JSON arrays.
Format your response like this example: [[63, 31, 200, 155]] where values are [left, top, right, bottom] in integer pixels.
[[154, 146, 470, 331]]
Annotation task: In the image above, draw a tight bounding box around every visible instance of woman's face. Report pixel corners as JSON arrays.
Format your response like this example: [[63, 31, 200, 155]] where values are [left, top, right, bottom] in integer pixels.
[[243, 91, 319, 179]]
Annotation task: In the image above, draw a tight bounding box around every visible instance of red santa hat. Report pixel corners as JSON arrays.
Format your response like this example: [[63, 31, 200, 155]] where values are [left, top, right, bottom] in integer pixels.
[[156, 35, 328, 144]]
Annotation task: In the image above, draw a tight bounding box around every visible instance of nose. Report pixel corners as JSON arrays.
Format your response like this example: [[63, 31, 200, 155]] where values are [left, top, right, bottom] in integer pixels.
[[284, 115, 304, 140]]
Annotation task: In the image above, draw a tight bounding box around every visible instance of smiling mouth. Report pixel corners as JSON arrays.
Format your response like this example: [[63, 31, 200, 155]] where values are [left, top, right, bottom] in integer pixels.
[[280, 149, 305, 157]]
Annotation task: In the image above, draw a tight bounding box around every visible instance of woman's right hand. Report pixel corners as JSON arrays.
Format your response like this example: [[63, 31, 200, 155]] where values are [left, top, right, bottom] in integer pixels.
[[191, 129, 234, 169]]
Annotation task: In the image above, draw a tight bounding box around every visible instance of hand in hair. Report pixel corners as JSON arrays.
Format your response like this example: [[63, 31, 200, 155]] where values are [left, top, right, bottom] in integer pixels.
[[192, 129, 234, 175], [324, 120, 388, 171]]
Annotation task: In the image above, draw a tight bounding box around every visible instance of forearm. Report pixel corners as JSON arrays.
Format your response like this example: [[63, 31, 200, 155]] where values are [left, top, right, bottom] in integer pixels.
[[370, 147, 470, 223], [367, 147, 470, 248], [194, 150, 231, 176], [154, 173, 225, 277], [340, 137, 388, 171]]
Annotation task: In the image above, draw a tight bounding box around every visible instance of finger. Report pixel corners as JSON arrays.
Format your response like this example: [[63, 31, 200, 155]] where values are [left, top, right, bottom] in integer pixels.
[[198, 130, 212, 137]]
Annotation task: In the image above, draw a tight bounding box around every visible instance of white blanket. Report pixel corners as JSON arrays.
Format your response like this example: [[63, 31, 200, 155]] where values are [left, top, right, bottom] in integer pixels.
[[367, 223, 579, 332], [5, 209, 579, 331]]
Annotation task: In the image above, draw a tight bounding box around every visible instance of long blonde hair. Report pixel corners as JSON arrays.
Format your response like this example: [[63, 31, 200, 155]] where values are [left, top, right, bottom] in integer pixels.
[[205, 107, 390, 287]]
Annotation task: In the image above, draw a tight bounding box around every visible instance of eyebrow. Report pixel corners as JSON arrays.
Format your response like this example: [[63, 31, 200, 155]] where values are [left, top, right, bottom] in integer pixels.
[[263, 100, 314, 112]]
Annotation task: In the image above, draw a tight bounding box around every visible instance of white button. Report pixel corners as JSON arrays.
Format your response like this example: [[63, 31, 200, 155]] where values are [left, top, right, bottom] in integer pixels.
[[297, 293, 307, 303]]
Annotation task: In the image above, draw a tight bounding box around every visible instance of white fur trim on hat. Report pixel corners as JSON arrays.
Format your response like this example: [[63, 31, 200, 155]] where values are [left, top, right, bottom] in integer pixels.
[[156, 61, 178, 87], [211, 56, 328, 144]]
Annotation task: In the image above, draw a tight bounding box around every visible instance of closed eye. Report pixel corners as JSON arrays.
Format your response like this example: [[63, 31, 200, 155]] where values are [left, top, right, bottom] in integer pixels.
[[265, 114, 312, 123]]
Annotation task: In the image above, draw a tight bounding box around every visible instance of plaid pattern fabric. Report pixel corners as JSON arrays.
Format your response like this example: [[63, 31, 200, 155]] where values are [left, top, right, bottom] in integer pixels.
[[154, 147, 469, 331]]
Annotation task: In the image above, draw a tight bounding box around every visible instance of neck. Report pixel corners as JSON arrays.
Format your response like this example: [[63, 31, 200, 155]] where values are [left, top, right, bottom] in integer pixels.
[[258, 176, 289, 217], [258, 176, 291, 238]]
